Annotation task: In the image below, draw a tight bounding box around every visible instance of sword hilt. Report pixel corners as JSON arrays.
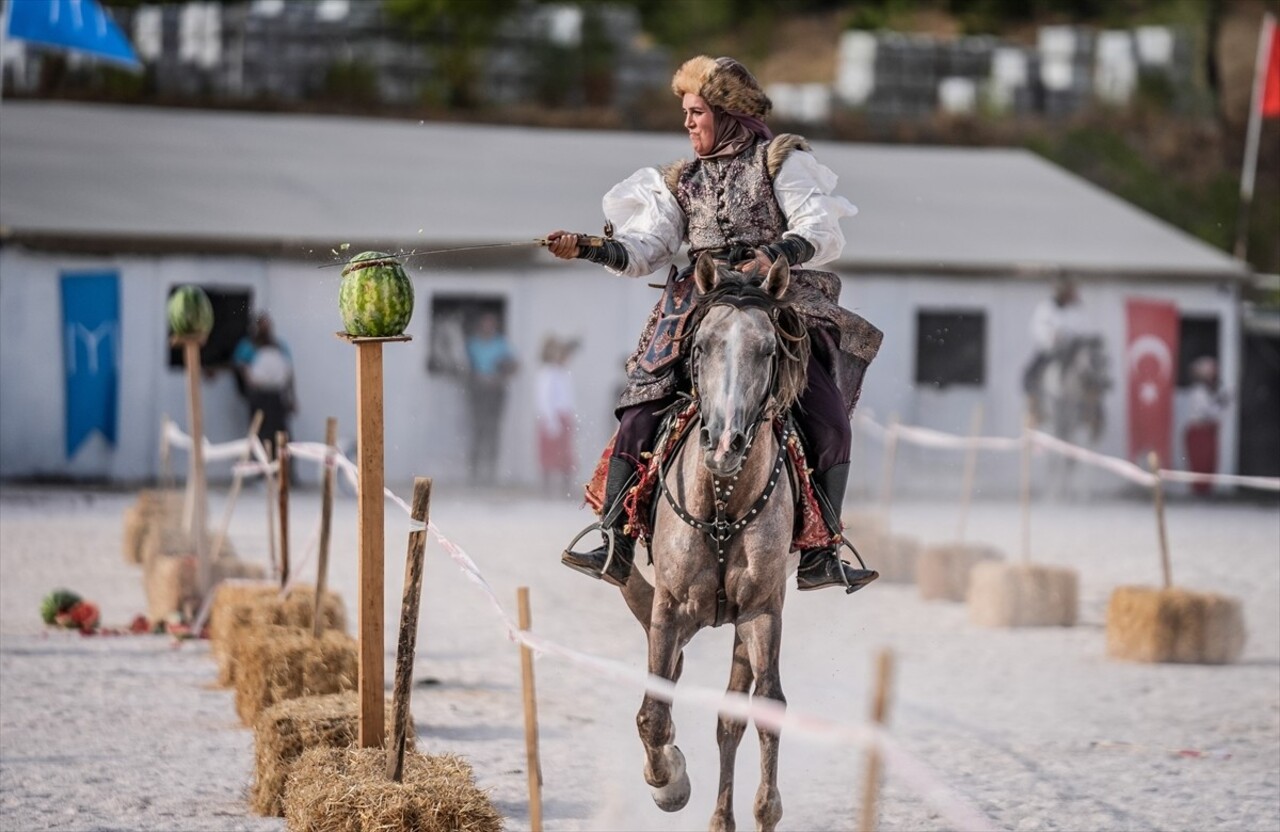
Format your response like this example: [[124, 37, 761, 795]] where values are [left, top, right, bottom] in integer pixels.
[[541, 221, 613, 249]]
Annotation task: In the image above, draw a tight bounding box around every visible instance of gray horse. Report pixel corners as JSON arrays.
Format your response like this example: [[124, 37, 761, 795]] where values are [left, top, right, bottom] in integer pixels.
[[1029, 334, 1111, 495], [618, 253, 808, 832]]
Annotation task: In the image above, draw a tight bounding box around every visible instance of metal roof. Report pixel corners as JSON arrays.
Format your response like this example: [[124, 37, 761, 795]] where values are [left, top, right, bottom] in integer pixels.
[[0, 101, 1248, 279]]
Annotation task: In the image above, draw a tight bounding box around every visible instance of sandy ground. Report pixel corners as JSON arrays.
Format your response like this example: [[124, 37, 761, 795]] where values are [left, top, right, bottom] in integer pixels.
[[1, 483, 1277, 832]]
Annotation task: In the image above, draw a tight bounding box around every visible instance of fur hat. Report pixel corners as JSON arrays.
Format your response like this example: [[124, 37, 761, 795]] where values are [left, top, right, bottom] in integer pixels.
[[671, 56, 771, 118]]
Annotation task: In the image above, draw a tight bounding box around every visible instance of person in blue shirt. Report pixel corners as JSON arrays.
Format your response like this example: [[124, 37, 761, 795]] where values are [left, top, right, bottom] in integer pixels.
[[232, 312, 295, 458], [464, 311, 518, 484]]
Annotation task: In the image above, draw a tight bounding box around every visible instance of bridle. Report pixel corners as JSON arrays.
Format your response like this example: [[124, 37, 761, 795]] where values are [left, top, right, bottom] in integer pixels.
[[659, 289, 791, 627]]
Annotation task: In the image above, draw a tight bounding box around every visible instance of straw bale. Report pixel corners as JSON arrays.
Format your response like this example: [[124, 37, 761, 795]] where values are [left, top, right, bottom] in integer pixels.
[[918, 543, 1003, 602], [214, 587, 347, 687], [141, 526, 232, 577], [234, 627, 357, 726], [967, 561, 1078, 628], [1106, 586, 1246, 665], [283, 746, 502, 832], [144, 553, 264, 623], [251, 693, 410, 817], [123, 490, 183, 565], [843, 509, 887, 541], [875, 534, 921, 584]]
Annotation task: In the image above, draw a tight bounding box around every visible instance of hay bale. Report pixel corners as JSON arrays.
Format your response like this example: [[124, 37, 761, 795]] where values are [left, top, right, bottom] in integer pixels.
[[215, 587, 348, 687], [234, 627, 357, 726], [918, 543, 1004, 602], [283, 746, 502, 832], [144, 553, 265, 623], [1106, 586, 1246, 665], [122, 490, 183, 565], [874, 534, 921, 584], [843, 509, 886, 541], [252, 692, 411, 817], [967, 561, 1078, 628]]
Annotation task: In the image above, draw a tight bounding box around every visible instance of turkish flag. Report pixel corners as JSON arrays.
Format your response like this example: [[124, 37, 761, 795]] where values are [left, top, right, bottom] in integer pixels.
[[1263, 21, 1280, 118], [1126, 299, 1180, 465]]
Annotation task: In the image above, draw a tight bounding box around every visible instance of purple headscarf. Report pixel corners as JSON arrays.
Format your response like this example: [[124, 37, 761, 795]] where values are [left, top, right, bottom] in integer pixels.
[[698, 108, 773, 160]]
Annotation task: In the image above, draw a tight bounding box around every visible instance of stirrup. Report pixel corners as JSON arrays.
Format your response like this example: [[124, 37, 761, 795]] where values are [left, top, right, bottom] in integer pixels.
[[834, 535, 879, 595], [561, 522, 622, 584]]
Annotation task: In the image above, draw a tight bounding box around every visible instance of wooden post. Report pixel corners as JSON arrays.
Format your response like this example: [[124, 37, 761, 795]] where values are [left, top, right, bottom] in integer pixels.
[[387, 477, 431, 782], [340, 332, 410, 750], [314, 417, 338, 638], [858, 649, 895, 832], [1019, 415, 1033, 563], [177, 336, 210, 598], [518, 587, 544, 832], [277, 430, 290, 590], [261, 435, 279, 582], [878, 414, 900, 537], [1148, 452, 1172, 589], [956, 403, 984, 543], [210, 410, 264, 563]]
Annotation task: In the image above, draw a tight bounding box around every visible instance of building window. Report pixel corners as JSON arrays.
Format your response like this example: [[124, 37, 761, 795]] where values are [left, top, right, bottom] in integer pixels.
[[915, 309, 985, 388], [427, 295, 508, 377], [166, 285, 252, 369], [1177, 315, 1220, 387]]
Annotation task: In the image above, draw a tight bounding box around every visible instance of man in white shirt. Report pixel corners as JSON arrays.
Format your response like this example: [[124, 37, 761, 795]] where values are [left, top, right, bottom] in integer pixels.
[[1023, 279, 1084, 419]]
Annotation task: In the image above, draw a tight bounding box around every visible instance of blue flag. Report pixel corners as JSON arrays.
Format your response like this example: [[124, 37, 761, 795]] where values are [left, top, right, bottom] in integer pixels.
[[61, 272, 120, 458], [6, 0, 140, 69]]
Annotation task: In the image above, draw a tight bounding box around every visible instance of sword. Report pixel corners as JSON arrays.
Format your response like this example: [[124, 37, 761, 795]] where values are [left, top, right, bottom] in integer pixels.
[[320, 222, 614, 269]]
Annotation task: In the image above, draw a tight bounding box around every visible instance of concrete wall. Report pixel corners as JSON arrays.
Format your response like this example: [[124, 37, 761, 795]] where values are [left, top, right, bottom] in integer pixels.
[[0, 246, 1240, 496]]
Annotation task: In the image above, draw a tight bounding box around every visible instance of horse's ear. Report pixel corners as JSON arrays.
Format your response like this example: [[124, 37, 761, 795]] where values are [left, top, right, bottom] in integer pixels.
[[694, 251, 719, 295], [763, 257, 790, 299]]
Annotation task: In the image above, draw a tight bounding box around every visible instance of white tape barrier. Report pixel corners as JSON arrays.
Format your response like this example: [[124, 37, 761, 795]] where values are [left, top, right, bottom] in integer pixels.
[[162, 419, 253, 463], [162, 423, 996, 830], [855, 414, 1280, 493]]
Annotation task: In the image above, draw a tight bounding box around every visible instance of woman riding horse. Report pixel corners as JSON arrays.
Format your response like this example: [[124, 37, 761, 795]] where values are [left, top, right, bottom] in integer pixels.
[[547, 55, 881, 594]]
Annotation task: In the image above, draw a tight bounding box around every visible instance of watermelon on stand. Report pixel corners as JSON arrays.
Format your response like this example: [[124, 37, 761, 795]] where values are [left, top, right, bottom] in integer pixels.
[[168, 285, 214, 337], [339, 252, 413, 337]]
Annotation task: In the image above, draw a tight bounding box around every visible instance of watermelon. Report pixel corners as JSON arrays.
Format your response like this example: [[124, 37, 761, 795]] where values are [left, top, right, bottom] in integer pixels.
[[168, 285, 214, 337], [40, 589, 82, 625], [339, 252, 413, 337]]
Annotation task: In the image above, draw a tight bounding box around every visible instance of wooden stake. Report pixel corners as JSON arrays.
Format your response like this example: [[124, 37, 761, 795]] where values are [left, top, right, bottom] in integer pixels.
[[858, 649, 894, 832], [261, 435, 279, 582], [314, 417, 338, 638], [518, 587, 544, 832], [878, 414, 900, 537], [179, 336, 210, 598], [1019, 415, 1033, 563], [1149, 452, 1172, 589], [276, 430, 290, 590], [210, 410, 263, 563], [340, 334, 413, 748], [956, 403, 984, 543], [387, 477, 432, 782]]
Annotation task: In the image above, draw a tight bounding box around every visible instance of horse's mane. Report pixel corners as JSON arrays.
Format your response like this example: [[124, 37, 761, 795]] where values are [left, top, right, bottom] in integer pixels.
[[681, 270, 811, 413]]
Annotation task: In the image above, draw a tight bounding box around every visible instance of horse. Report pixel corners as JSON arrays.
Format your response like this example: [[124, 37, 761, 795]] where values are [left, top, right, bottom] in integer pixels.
[[1028, 334, 1111, 496], [616, 252, 810, 832]]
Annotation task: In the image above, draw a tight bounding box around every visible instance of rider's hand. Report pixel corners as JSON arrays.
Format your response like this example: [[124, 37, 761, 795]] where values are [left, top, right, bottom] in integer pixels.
[[742, 248, 773, 276], [546, 231, 580, 260]]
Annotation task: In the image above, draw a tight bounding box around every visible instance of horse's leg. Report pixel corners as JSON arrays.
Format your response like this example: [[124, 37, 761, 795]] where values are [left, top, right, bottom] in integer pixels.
[[710, 631, 753, 832], [619, 563, 654, 635], [637, 599, 693, 812], [738, 612, 785, 832]]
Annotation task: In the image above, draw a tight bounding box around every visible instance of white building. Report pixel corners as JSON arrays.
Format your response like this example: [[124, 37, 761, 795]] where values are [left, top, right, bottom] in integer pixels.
[[0, 103, 1252, 494]]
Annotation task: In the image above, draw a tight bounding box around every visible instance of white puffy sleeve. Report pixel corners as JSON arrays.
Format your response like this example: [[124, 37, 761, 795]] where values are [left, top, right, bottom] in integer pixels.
[[599, 167, 686, 277], [772, 150, 858, 267]]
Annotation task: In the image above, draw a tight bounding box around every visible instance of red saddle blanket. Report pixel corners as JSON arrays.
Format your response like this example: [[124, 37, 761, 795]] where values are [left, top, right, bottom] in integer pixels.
[[583, 402, 838, 552]]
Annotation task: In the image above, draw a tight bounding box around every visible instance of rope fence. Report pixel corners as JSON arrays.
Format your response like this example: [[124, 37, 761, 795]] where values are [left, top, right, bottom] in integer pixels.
[[161, 419, 997, 832]]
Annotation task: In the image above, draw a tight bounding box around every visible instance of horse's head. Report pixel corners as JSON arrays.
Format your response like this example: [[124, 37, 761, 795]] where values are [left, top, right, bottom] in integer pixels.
[[687, 252, 808, 478]]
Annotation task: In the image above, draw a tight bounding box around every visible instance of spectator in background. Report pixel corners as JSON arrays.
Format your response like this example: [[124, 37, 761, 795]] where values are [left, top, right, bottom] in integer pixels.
[[233, 312, 295, 458], [1184, 356, 1231, 496], [465, 311, 518, 485], [535, 335, 580, 495]]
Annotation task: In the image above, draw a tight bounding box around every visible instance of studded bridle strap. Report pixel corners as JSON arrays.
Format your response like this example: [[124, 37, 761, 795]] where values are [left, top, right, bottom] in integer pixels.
[[658, 422, 790, 628]]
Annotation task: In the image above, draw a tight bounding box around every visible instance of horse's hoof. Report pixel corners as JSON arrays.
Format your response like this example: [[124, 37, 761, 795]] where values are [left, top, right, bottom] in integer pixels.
[[650, 745, 691, 813]]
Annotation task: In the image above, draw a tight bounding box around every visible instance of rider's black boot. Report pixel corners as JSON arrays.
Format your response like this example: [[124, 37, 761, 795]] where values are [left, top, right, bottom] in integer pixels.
[[796, 462, 879, 594], [561, 458, 637, 588]]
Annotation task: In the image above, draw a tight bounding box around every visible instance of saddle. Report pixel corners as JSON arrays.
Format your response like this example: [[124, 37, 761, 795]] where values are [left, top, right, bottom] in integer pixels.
[[583, 400, 837, 553]]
